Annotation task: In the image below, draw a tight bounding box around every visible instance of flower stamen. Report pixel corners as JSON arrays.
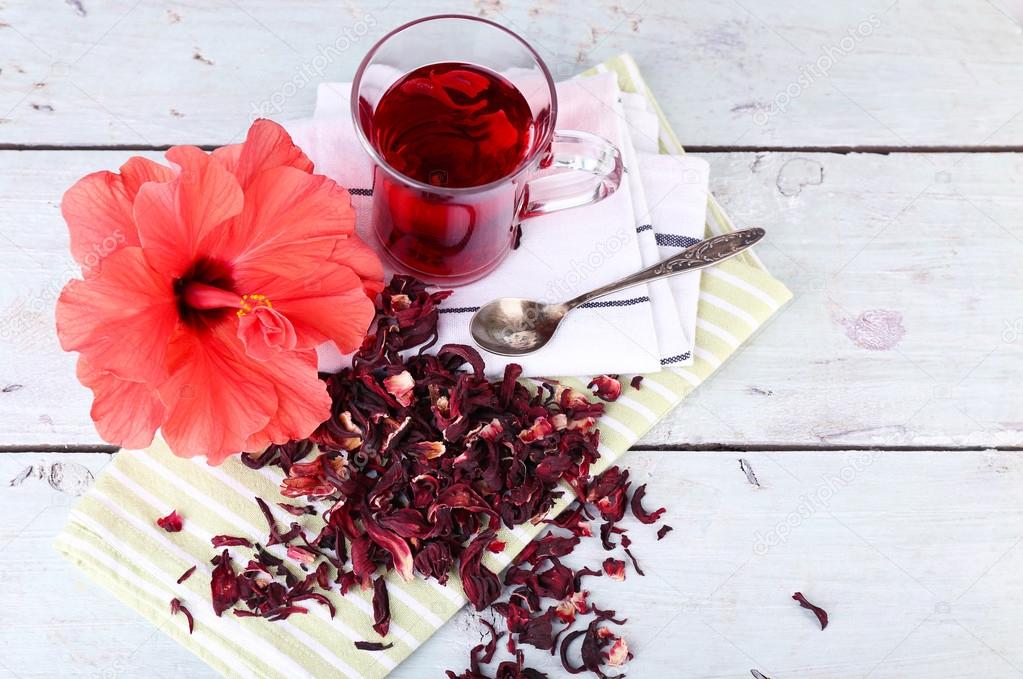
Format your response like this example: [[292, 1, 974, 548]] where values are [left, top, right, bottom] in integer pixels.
[[237, 293, 273, 318]]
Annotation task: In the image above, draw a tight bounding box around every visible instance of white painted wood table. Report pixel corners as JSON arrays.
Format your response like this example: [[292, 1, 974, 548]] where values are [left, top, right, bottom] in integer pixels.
[[2, 1, 1022, 677]]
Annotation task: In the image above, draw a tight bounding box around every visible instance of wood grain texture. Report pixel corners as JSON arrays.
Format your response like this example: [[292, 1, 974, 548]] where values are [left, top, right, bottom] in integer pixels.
[[4, 450, 1023, 678], [643, 150, 1023, 448], [1, 0, 1022, 148], [2, 150, 1020, 448]]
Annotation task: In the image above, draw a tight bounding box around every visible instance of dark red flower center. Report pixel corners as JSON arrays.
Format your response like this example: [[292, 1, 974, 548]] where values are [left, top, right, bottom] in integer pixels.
[[174, 258, 237, 330]]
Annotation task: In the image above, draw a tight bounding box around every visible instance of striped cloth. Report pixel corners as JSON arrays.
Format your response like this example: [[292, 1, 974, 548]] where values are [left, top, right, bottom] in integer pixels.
[[54, 54, 792, 679]]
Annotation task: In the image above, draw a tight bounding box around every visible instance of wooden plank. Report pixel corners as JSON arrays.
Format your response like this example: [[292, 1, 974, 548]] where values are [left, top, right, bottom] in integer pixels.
[[0, 452, 219, 678], [1, 1, 1022, 148], [1, 149, 1020, 448], [643, 150, 1023, 448], [5, 450, 1023, 677]]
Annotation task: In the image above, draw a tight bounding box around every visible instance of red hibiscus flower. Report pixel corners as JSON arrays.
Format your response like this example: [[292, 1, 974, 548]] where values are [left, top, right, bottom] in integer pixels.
[[56, 120, 383, 463]]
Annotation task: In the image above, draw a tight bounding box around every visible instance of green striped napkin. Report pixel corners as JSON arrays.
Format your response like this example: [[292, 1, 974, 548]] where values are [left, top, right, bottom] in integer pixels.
[[55, 54, 791, 679]]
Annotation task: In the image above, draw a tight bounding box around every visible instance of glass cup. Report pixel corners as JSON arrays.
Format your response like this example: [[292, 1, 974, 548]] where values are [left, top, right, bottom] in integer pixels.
[[352, 14, 623, 285]]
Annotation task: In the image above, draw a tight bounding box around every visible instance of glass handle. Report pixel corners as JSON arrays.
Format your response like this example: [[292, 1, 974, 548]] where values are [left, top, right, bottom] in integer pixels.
[[518, 130, 624, 220]]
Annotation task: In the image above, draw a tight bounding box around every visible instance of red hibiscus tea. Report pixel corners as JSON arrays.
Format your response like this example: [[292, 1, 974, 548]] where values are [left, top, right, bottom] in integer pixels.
[[352, 15, 623, 285], [367, 62, 534, 283], [372, 63, 534, 189]]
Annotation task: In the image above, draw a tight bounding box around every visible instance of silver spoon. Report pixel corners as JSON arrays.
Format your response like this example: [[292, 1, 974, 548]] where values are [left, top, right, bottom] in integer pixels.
[[470, 227, 765, 356]]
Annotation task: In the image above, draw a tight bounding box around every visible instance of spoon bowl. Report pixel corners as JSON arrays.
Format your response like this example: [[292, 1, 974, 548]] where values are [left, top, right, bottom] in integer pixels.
[[470, 298, 569, 356]]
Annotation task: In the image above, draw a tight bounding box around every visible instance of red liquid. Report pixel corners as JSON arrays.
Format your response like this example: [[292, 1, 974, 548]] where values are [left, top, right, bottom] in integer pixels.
[[365, 62, 537, 283], [372, 62, 534, 187]]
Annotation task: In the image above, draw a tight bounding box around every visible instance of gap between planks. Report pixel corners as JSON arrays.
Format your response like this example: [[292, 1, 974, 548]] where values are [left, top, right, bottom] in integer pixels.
[[3, 144, 1023, 154], [3, 444, 1022, 455]]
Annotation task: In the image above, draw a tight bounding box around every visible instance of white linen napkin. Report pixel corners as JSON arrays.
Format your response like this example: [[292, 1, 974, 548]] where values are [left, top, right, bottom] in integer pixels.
[[585, 78, 689, 367], [641, 155, 710, 361], [620, 91, 710, 361], [285, 72, 705, 377]]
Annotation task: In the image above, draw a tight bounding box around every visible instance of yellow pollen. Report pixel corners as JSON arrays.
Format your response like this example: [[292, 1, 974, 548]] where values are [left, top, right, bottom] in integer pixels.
[[237, 293, 273, 317]]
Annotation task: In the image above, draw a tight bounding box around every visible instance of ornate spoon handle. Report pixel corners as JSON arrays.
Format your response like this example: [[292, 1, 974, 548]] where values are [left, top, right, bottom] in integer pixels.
[[566, 228, 765, 309]]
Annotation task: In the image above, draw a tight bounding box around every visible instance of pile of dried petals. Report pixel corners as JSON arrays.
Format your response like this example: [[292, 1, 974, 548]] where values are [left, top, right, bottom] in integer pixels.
[[181, 275, 670, 678]]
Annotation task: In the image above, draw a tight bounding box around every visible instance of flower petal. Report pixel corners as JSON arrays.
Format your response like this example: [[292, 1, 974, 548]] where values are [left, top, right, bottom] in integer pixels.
[[62, 171, 138, 275], [328, 235, 385, 296], [242, 261, 376, 353], [119, 156, 177, 198], [211, 166, 354, 283], [243, 348, 331, 451], [158, 324, 278, 464], [237, 306, 297, 361], [76, 356, 165, 449], [56, 247, 178, 383], [135, 146, 244, 277], [212, 119, 313, 189], [209, 142, 242, 177]]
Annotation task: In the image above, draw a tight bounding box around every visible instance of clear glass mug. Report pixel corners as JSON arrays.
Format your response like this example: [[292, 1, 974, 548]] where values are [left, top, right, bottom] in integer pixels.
[[351, 14, 623, 285]]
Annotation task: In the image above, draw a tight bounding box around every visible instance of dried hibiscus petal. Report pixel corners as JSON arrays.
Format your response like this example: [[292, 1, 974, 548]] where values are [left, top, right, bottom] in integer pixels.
[[211, 535, 253, 548], [376, 508, 431, 539], [471, 619, 502, 673], [156, 510, 183, 532], [599, 522, 622, 551], [547, 505, 592, 538], [383, 370, 416, 407], [629, 484, 666, 524], [280, 454, 347, 499], [177, 565, 197, 584], [518, 416, 555, 443], [450, 647, 544, 679], [515, 608, 559, 651], [355, 641, 394, 651], [363, 512, 415, 582], [532, 559, 575, 601], [254, 497, 303, 546], [514, 533, 580, 567], [460, 530, 502, 611], [414, 541, 454, 584], [170, 597, 194, 634], [287, 545, 318, 565], [407, 440, 446, 459], [604, 635, 631, 667], [629, 375, 643, 390], [210, 549, 239, 616], [372, 577, 390, 637], [291, 591, 336, 618], [555, 590, 590, 624], [602, 558, 626, 581], [559, 629, 587, 675], [277, 502, 317, 516], [562, 610, 630, 678], [587, 467, 630, 523], [587, 375, 621, 402], [241, 440, 314, 474], [792, 592, 829, 630], [656, 525, 673, 540], [617, 535, 642, 576]]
